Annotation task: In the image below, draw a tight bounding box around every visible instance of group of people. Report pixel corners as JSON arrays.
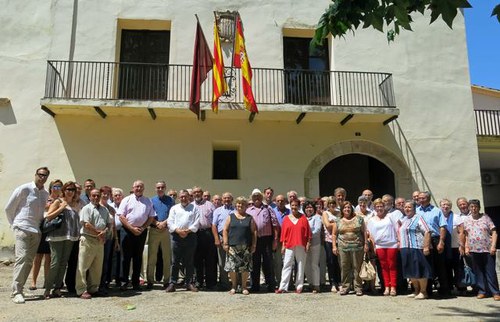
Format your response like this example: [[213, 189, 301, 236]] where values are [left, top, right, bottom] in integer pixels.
[[4, 167, 499, 304]]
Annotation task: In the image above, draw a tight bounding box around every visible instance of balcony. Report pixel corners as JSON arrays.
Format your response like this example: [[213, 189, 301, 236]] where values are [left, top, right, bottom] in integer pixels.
[[41, 60, 398, 123], [475, 110, 500, 136]]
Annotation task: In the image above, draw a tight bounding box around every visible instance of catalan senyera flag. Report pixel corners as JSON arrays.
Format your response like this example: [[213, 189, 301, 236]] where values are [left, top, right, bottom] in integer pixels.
[[233, 14, 258, 113], [212, 21, 228, 113], [189, 20, 213, 119]]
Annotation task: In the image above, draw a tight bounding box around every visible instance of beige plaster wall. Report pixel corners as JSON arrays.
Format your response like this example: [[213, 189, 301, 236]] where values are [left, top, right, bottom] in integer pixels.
[[0, 0, 482, 248], [472, 89, 500, 111]]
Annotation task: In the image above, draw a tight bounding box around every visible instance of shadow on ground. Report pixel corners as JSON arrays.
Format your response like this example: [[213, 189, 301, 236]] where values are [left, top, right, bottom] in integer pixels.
[[435, 304, 499, 321]]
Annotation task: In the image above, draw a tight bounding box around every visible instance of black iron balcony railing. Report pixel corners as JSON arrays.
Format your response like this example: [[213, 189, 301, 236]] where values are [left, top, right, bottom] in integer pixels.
[[475, 109, 500, 136], [44, 60, 396, 108]]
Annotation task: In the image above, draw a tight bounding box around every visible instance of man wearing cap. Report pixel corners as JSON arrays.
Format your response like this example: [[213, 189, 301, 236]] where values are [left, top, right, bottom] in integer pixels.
[[247, 188, 279, 292]]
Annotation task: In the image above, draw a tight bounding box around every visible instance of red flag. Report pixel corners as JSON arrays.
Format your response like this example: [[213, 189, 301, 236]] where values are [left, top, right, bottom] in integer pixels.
[[233, 14, 258, 113], [212, 20, 228, 113], [189, 21, 213, 118]]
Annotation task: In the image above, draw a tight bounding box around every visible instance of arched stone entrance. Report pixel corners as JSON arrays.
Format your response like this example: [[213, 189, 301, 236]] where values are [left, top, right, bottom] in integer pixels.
[[319, 154, 395, 203], [304, 140, 413, 198]]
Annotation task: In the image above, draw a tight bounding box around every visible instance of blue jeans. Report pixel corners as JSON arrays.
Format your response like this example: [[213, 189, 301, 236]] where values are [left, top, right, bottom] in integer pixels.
[[470, 252, 499, 295]]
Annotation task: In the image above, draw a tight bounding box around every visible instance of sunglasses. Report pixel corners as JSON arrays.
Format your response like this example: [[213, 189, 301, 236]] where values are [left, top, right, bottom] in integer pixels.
[[53, 186, 62, 190], [37, 173, 48, 178], [65, 188, 76, 192]]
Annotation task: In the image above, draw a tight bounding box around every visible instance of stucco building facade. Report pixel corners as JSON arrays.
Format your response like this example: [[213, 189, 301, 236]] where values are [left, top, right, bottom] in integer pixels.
[[0, 0, 483, 249]]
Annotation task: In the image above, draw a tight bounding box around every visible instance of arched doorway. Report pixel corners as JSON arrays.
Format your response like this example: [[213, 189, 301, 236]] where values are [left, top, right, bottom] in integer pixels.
[[319, 153, 395, 202], [303, 140, 414, 199]]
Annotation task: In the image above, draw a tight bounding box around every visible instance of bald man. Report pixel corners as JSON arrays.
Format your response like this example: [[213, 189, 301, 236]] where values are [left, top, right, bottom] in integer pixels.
[[118, 180, 156, 291]]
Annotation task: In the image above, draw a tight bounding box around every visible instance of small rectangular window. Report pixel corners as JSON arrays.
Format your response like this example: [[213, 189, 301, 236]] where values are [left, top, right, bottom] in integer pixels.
[[213, 150, 238, 180]]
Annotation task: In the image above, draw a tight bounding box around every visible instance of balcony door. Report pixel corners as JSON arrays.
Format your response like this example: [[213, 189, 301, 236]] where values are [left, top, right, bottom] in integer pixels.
[[283, 37, 330, 105], [119, 30, 170, 100]]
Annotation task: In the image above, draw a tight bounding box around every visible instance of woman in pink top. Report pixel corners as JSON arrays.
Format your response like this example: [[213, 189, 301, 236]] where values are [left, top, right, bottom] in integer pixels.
[[367, 198, 399, 296], [276, 199, 312, 294]]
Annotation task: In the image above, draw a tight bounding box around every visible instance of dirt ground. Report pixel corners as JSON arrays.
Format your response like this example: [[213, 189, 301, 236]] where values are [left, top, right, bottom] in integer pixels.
[[0, 263, 499, 322]]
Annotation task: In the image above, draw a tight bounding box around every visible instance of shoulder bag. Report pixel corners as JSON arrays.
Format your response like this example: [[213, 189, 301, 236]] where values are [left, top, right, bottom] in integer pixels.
[[359, 253, 376, 281]]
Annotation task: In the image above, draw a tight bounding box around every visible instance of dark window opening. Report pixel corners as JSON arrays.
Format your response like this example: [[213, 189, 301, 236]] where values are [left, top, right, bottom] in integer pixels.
[[119, 29, 170, 100], [283, 37, 330, 105], [213, 150, 238, 180]]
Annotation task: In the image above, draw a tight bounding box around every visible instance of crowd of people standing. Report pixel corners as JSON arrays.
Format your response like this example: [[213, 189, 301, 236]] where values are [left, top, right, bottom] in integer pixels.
[[4, 167, 499, 303]]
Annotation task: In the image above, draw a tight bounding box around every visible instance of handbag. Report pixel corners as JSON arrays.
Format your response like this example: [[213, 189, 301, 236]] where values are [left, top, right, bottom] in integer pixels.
[[460, 256, 476, 287], [40, 214, 64, 234], [359, 254, 376, 281]]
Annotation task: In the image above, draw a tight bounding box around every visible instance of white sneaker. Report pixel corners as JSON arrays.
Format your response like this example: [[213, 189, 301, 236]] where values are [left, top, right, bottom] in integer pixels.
[[12, 293, 25, 304], [415, 293, 428, 300]]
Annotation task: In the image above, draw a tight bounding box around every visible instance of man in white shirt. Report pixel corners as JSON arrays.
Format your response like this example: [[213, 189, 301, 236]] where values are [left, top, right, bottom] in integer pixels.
[[166, 189, 201, 292], [5, 167, 50, 304]]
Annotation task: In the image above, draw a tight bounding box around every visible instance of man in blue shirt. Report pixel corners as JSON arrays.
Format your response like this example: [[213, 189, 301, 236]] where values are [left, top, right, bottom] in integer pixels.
[[146, 181, 174, 289], [80, 179, 95, 206], [272, 194, 289, 285], [211, 192, 234, 290], [264, 187, 277, 210], [416, 191, 450, 297]]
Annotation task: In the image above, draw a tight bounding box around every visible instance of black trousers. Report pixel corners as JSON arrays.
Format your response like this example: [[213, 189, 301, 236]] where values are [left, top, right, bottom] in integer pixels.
[[64, 240, 79, 293], [194, 229, 217, 288], [170, 232, 197, 285], [121, 227, 148, 287], [396, 250, 409, 294], [100, 238, 114, 288], [425, 237, 451, 296], [324, 241, 341, 287], [251, 235, 276, 290]]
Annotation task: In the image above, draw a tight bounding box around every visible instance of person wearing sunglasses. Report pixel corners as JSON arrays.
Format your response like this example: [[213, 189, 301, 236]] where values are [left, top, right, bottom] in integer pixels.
[[43, 181, 80, 299], [29, 179, 62, 292], [5, 167, 50, 304]]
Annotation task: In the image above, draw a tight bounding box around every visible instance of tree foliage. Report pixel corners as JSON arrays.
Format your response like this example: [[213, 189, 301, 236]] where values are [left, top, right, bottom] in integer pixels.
[[313, 0, 500, 44]]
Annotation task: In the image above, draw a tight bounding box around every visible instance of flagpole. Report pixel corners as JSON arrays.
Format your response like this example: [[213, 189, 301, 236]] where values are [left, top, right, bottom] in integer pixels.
[[195, 14, 200, 119]]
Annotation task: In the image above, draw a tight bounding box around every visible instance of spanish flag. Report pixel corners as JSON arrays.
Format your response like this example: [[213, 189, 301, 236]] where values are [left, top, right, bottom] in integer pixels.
[[212, 20, 228, 113], [233, 14, 258, 113]]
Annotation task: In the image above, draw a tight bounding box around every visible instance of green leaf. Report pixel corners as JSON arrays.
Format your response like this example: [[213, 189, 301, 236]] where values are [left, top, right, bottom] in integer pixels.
[[394, 6, 412, 30], [371, 12, 385, 32], [450, 0, 472, 9], [492, 4, 500, 23], [440, 2, 459, 28]]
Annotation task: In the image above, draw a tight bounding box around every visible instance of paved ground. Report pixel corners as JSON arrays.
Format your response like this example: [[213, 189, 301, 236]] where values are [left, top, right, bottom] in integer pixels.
[[0, 264, 499, 322]]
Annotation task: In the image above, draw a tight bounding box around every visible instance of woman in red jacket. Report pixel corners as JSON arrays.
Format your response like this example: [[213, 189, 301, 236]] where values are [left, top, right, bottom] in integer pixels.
[[275, 199, 312, 294]]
